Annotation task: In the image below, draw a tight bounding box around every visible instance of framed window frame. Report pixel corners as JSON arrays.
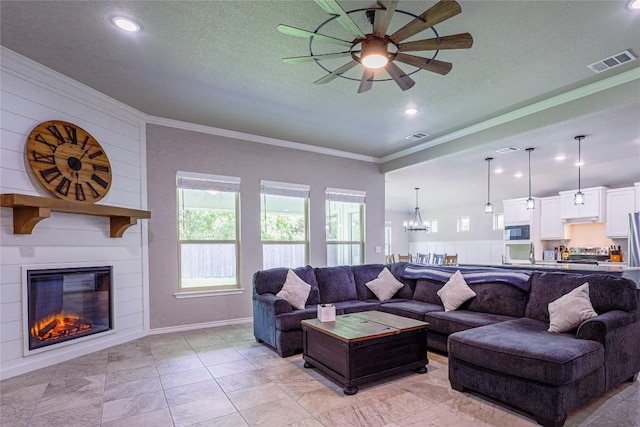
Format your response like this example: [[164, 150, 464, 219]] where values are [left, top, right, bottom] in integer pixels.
[[326, 188, 366, 267]]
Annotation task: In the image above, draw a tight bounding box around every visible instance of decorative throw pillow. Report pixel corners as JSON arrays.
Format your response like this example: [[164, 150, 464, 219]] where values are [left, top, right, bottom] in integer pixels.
[[437, 270, 476, 311], [276, 270, 311, 310], [365, 267, 405, 301], [548, 283, 598, 333]]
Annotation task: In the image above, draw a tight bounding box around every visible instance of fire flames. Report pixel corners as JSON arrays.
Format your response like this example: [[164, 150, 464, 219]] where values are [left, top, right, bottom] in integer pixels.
[[30, 313, 92, 343]]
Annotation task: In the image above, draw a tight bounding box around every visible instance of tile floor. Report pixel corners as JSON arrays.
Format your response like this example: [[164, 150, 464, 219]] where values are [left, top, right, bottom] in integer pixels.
[[1, 323, 638, 427]]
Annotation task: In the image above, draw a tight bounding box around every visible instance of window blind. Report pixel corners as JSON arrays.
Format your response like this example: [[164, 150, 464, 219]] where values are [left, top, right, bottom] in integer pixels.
[[325, 187, 366, 203], [261, 180, 310, 198], [177, 171, 240, 193]]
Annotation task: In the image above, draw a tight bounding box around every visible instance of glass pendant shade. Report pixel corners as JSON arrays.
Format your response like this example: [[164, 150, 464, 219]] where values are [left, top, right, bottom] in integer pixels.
[[484, 157, 493, 214], [526, 148, 535, 210], [574, 136, 585, 205]]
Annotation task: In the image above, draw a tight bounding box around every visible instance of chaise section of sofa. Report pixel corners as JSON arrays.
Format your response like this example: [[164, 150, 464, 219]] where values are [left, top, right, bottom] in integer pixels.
[[447, 272, 640, 427]]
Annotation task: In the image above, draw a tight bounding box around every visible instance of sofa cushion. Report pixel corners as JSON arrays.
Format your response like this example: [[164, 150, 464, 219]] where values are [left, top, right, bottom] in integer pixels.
[[448, 317, 604, 386], [253, 265, 320, 304], [315, 266, 357, 303], [413, 278, 444, 305], [526, 273, 637, 322], [365, 268, 405, 301], [379, 300, 443, 320], [276, 270, 311, 310], [387, 262, 417, 299], [275, 306, 321, 331], [548, 283, 598, 333], [464, 281, 529, 318], [438, 270, 476, 311], [332, 300, 380, 314], [352, 264, 385, 300], [425, 310, 518, 335]]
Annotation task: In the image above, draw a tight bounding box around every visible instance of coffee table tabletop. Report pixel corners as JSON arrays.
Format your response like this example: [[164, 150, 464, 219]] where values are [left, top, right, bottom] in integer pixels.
[[301, 310, 428, 342]]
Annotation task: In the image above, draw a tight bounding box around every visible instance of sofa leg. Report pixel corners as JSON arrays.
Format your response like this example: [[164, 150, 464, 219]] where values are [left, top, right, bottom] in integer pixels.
[[449, 381, 465, 392], [535, 414, 567, 427], [628, 372, 639, 382]]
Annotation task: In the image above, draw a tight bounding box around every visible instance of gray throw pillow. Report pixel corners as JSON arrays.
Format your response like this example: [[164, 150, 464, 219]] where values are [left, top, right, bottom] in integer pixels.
[[548, 283, 598, 333], [365, 267, 404, 301], [276, 270, 311, 310], [437, 270, 476, 311]]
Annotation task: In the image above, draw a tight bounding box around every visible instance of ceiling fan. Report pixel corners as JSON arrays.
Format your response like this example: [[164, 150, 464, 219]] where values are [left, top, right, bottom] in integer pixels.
[[278, 0, 473, 93]]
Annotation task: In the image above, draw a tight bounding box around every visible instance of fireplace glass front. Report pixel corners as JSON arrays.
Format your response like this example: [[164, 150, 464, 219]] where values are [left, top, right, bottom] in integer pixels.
[[27, 266, 112, 351]]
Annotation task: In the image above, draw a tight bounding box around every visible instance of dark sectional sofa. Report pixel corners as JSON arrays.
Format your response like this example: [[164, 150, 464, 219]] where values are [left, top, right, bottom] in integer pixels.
[[252, 262, 640, 427]]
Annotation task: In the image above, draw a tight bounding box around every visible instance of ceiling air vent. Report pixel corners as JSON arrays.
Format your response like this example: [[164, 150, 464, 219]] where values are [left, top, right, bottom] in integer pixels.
[[495, 146, 520, 154], [587, 50, 637, 73], [405, 131, 429, 141]]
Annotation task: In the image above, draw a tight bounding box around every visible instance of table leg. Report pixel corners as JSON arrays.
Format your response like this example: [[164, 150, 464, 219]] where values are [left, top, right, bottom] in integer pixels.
[[413, 366, 428, 374], [343, 386, 358, 395], [303, 361, 313, 369]]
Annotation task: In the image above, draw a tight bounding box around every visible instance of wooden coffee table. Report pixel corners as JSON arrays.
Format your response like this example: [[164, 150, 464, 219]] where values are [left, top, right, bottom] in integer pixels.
[[301, 310, 429, 395]]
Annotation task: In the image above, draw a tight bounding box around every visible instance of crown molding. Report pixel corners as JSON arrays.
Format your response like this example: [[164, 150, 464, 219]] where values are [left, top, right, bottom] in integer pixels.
[[381, 67, 640, 163], [145, 115, 382, 164]]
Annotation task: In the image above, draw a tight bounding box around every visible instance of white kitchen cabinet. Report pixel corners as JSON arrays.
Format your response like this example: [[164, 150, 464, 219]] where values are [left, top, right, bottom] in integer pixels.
[[606, 187, 636, 237], [540, 196, 563, 240], [503, 198, 535, 225], [559, 186, 607, 222]]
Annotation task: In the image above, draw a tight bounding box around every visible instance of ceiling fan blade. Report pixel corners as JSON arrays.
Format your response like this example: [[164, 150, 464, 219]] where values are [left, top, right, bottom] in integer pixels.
[[395, 53, 452, 75], [283, 51, 351, 64], [385, 62, 415, 91], [398, 33, 473, 52], [390, 0, 462, 44], [357, 69, 375, 93], [277, 25, 353, 48], [314, 0, 366, 39], [373, 0, 399, 38], [314, 60, 358, 84]]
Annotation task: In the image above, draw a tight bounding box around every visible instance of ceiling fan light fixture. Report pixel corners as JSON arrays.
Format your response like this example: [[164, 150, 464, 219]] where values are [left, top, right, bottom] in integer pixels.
[[361, 38, 389, 69]]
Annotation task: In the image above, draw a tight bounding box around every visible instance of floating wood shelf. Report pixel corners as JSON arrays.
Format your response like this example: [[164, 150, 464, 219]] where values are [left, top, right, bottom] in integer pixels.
[[1, 193, 151, 238]]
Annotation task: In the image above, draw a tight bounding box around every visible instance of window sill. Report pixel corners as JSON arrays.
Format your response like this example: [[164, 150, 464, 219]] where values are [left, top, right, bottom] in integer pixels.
[[174, 288, 245, 299]]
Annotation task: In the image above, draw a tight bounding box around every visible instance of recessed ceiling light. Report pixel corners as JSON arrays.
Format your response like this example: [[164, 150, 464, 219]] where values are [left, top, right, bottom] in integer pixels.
[[555, 154, 566, 161], [629, 0, 640, 10], [111, 16, 141, 32], [404, 108, 418, 115], [494, 168, 503, 174], [514, 172, 523, 178]]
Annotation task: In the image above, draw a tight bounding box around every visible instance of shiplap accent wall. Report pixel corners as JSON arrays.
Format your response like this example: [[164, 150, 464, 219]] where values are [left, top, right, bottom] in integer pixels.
[[409, 241, 504, 265], [0, 47, 149, 380]]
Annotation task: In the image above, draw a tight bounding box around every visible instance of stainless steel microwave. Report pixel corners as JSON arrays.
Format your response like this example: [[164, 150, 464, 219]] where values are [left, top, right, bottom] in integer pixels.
[[504, 225, 530, 240]]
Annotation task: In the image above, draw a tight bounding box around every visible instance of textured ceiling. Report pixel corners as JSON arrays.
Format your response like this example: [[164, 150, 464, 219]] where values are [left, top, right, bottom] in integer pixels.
[[1, 0, 639, 210]]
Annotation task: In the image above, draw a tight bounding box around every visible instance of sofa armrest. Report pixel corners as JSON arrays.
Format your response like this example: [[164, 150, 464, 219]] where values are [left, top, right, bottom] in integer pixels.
[[577, 310, 639, 345], [253, 292, 292, 315]]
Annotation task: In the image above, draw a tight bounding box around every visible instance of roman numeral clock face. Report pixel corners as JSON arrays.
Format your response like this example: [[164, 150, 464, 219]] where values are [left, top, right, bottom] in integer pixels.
[[26, 120, 112, 202]]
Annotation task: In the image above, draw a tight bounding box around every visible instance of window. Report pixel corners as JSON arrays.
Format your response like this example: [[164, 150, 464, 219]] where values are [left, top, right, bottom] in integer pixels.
[[261, 180, 309, 269], [427, 219, 438, 233], [177, 172, 240, 291], [457, 216, 470, 232], [326, 188, 365, 266], [493, 213, 504, 230]]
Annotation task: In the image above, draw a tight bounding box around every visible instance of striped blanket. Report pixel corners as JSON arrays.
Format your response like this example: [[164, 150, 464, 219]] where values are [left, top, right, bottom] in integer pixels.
[[400, 264, 532, 292]]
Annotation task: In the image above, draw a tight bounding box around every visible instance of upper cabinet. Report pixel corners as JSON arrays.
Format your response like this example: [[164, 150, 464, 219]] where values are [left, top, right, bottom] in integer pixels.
[[606, 187, 636, 238], [503, 197, 538, 225], [540, 196, 563, 240], [558, 187, 607, 222]]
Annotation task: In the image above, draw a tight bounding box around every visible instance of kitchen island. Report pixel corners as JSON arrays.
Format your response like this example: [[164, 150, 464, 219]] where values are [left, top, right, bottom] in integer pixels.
[[459, 262, 640, 287]]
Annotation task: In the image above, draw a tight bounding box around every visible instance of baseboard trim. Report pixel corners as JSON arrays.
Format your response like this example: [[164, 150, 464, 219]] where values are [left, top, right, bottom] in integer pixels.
[[148, 317, 253, 335]]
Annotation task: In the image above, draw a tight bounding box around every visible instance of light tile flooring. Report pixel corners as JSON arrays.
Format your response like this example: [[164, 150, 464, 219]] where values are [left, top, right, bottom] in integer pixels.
[[1, 323, 639, 427]]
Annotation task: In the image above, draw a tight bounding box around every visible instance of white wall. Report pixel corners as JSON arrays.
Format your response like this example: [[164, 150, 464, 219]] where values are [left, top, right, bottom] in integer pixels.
[[0, 48, 149, 379], [145, 123, 385, 329]]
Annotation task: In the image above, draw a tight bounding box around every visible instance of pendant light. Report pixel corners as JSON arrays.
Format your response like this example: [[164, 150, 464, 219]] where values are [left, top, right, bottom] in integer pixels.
[[574, 135, 585, 205], [484, 157, 494, 213], [525, 148, 535, 210], [404, 188, 428, 232]]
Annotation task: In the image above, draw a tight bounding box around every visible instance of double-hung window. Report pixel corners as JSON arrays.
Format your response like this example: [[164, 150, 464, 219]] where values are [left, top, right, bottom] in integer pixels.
[[177, 172, 240, 291], [326, 188, 365, 266], [261, 180, 309, 269]]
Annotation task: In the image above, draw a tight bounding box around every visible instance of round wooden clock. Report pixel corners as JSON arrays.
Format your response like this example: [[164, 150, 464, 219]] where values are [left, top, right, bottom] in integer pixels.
[[26, 120, 112, 202]]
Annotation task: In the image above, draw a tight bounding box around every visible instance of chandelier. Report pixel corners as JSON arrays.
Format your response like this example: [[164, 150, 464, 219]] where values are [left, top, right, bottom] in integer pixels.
[[404, 188, 429, 232]]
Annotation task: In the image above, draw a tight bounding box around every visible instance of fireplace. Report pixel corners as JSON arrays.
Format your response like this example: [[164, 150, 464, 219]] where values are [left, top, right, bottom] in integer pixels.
[[26, 266, 112, 352]]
